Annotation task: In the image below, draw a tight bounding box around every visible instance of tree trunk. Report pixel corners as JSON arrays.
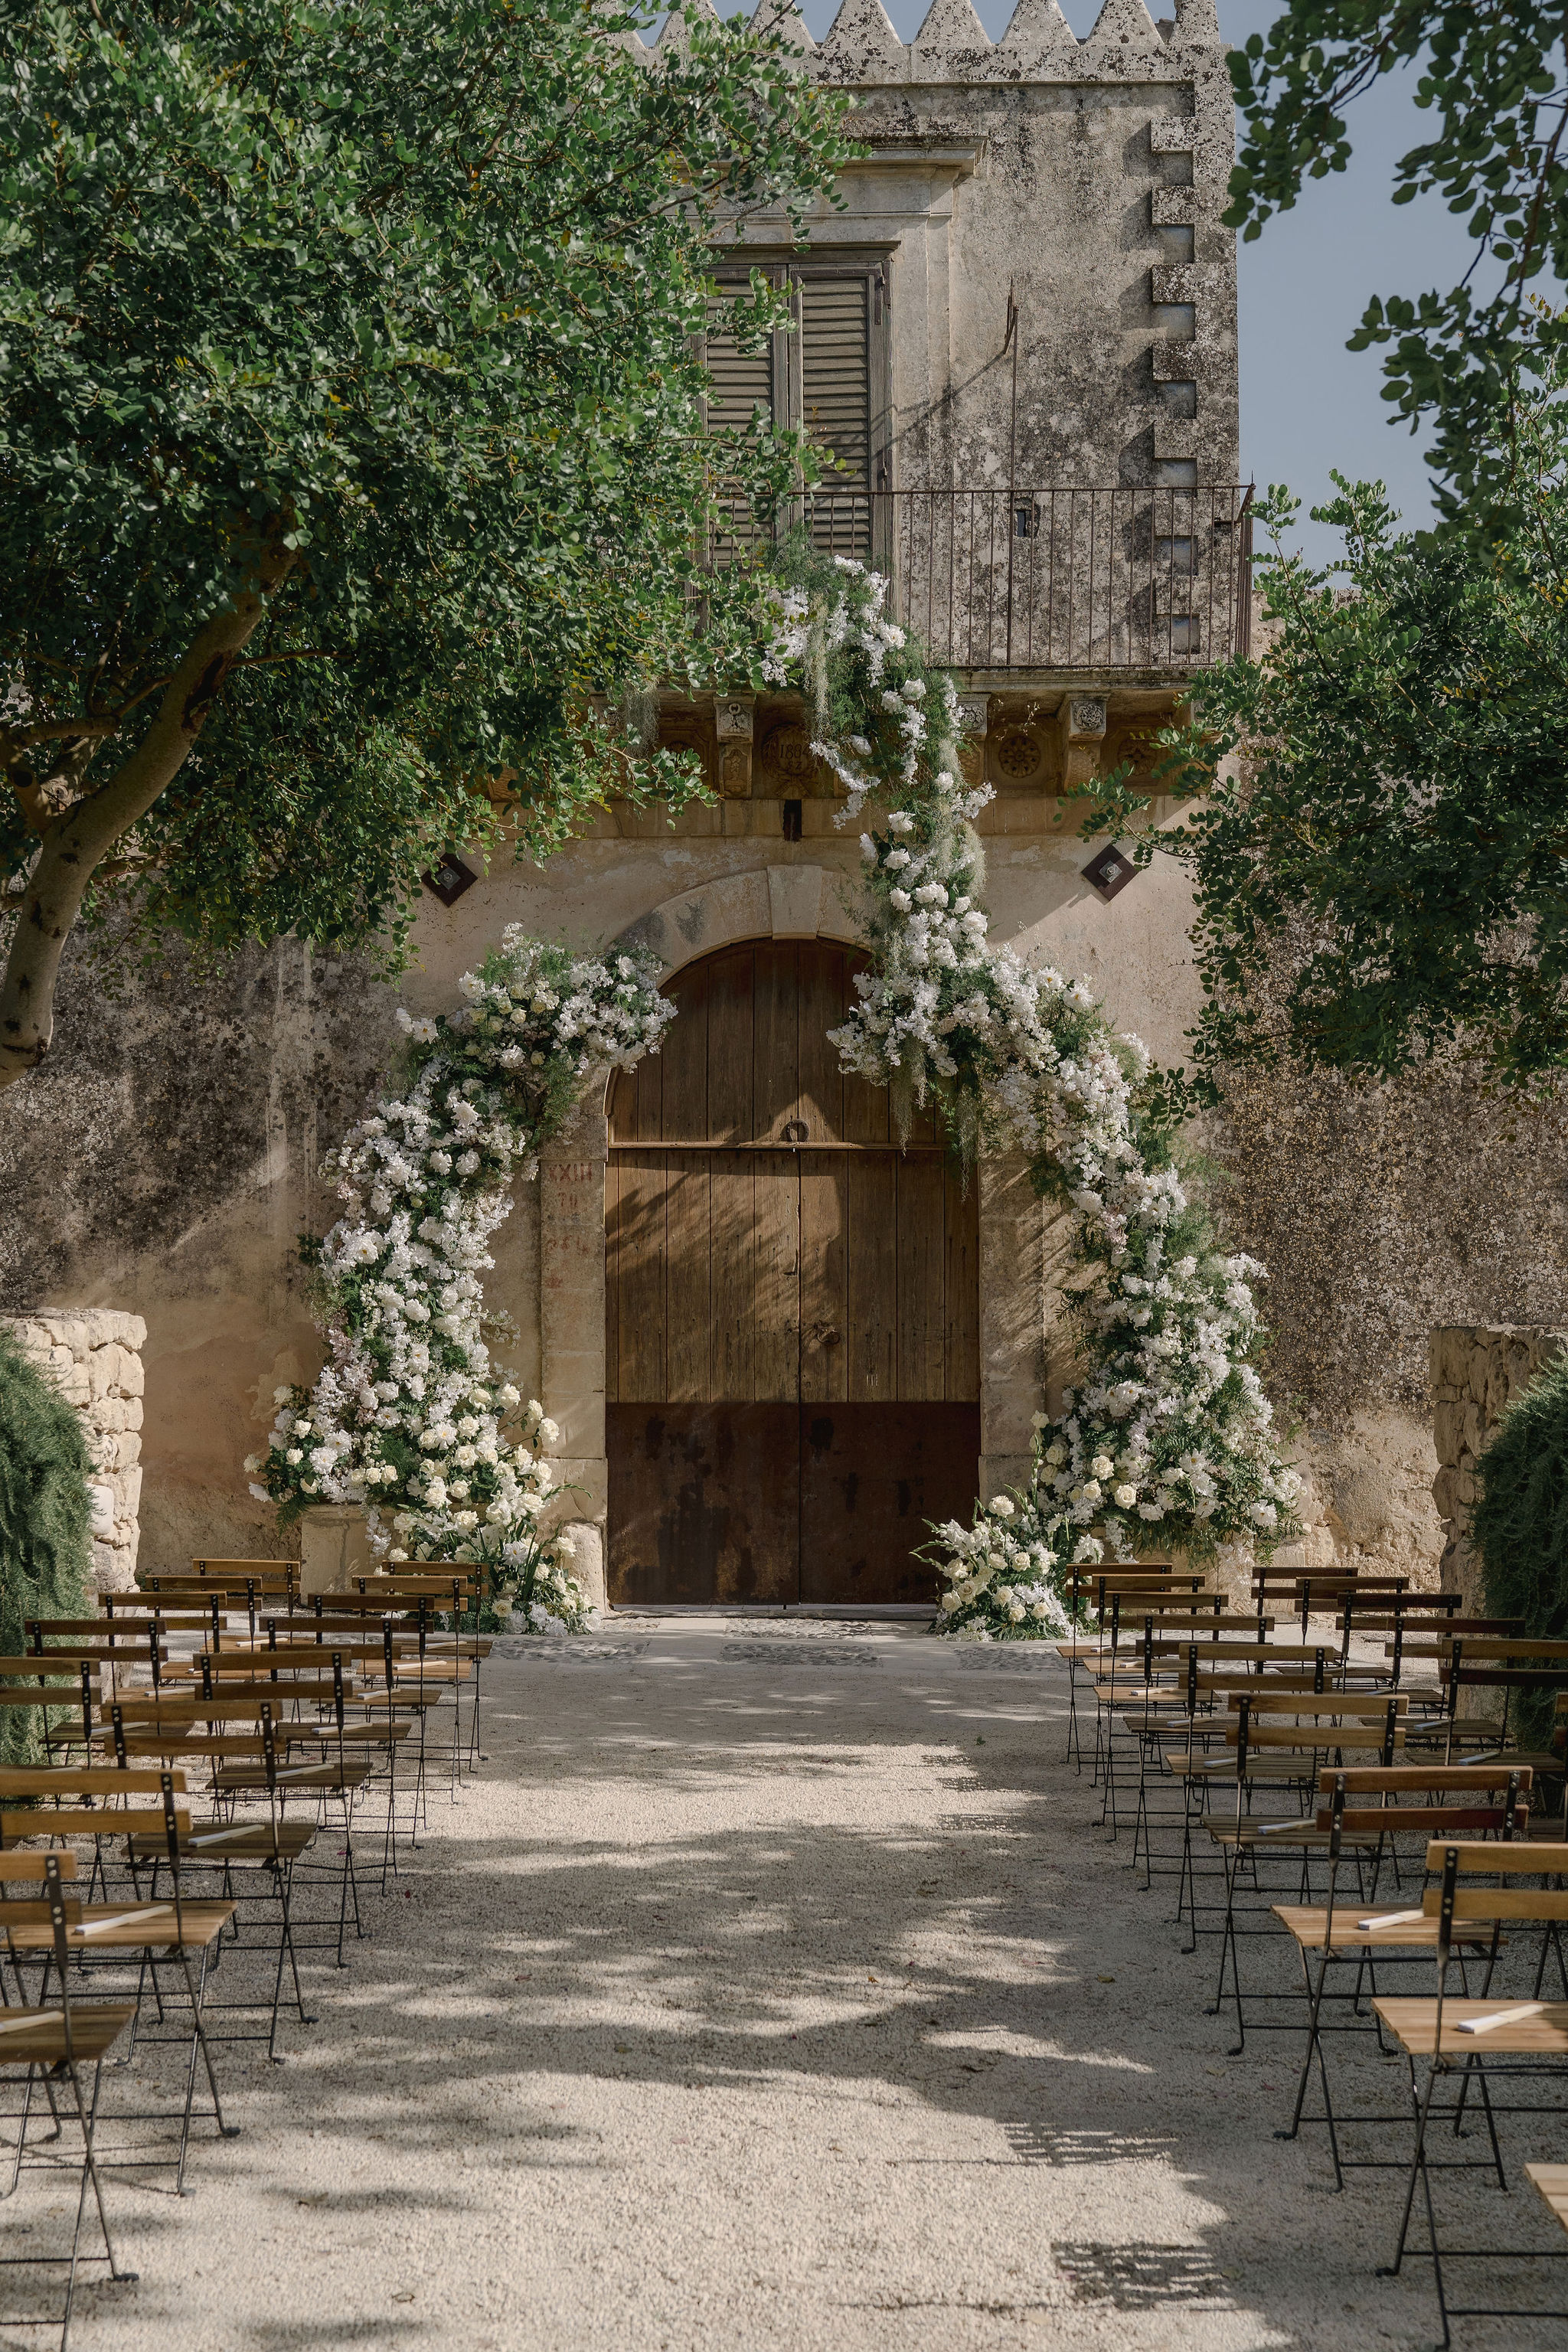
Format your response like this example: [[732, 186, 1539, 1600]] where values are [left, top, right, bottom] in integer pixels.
[[0, 550, 295, 1093]]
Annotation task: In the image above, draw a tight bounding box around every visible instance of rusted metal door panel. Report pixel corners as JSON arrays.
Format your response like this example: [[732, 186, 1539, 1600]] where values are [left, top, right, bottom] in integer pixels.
[[799, 1404, 980, 1606], [606, 1404, 799, 1606]]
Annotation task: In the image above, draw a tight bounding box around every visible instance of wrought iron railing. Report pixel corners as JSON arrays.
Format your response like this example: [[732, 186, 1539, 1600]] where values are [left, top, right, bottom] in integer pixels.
[[713, 484, 1254, 672]]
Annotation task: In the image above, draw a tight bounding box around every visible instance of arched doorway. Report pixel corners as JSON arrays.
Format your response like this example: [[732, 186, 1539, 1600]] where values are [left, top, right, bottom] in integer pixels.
[[604, 939, 981, 1605]]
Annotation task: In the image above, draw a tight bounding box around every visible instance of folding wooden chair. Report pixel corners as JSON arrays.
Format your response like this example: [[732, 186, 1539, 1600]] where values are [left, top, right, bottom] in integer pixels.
[[196, 1664, 373, 1965], [1375, 1841, 1568, 2346], [1272, 1763, 1532, 2189], [1198, 1698, 1409, 2052], [0, 1768, 237, 2192], [0, 1854, 137, 2351]]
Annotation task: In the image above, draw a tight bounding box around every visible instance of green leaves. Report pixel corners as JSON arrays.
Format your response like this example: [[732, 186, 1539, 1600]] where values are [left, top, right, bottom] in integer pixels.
[[1223, 1, 1568, 517], [0, 0, 849, 1031], [1084, 411, 1568, 1087]]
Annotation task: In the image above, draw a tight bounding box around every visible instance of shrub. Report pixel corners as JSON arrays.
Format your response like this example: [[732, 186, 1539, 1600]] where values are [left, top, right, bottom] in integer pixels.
[[0, 1327, 94, 1766], [1469, 1351, 1568, 1752]]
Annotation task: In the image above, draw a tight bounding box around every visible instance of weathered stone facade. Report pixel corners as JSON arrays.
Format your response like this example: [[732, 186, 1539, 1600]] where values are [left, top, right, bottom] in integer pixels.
[[1429, 1325, 1568, 1615], [0, 1308, 146, 1589], [2, 0, 1515, 1596]]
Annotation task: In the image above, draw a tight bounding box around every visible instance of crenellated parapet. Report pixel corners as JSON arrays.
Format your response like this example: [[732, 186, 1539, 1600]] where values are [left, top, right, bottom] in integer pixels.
[[638, 0, 1223, 80]]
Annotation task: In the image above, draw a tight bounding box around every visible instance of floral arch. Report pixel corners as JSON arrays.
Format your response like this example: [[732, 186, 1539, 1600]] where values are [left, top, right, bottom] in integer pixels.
[[257, 555, 1301, 1636]]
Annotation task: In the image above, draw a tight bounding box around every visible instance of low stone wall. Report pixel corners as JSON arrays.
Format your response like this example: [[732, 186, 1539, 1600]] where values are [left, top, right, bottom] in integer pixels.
[[1429, 1324, 1568, 1614], [1, 1309, 146, 1591]]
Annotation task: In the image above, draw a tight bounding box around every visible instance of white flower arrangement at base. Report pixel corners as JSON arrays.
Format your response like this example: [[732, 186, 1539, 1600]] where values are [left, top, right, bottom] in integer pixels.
[[253, 929, 673, 1631], [758, 549, 1302, 1641]]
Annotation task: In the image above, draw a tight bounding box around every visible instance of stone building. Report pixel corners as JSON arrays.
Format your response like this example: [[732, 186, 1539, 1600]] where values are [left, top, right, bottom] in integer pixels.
[[12, 0, 1544, 1601]]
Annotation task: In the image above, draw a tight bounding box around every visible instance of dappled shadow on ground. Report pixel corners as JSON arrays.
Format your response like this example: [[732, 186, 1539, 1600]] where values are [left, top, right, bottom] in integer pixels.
[[21, 1651, 1564, 2349]]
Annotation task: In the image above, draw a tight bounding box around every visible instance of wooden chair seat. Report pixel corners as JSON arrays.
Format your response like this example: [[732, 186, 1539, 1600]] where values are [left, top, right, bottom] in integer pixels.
[[1374, 1997, 1568, 2057], [0, 1900, 234, 1953], [0, 2003, 136, 2066], [1272, 1903, 1493, 1952], [1527, 2163, 1568, 2233], [208, 1759, 372, 1792], [1202, 1818, 1379, 1849], [128, 1820, 317, 1862]]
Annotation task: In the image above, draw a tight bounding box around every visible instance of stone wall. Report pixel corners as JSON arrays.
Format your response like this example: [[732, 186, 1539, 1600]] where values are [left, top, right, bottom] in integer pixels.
[[0, 1308, 146, 1590], [1429, 1325, 1568, 1615], [1198, 1045, 1568, 1591]]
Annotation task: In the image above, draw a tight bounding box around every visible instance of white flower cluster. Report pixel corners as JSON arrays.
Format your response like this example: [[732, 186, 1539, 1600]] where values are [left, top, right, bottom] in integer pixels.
[[923, 1494, 1070, 1643], [759, 557, 990, 828], [253, 930, 673, 1628], [759, 552, 1302, 1637]]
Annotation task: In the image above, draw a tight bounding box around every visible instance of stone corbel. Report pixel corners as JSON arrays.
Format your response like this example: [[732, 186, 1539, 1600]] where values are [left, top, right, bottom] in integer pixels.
[[1057, 694, 1106, 791], [714, 692, 755, 799]]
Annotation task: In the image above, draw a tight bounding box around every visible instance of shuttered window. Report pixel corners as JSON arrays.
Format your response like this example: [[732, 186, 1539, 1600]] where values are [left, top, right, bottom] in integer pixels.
[[704, 264, 887, 565], [703, 324, 773, 436], [801, 277, 871, 557], [800, 277, 870, 491]]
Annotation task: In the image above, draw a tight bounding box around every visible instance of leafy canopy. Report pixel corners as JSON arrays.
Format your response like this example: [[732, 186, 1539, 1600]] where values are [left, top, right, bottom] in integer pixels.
[[1086, 373, 1568, 1089], [0, 0, 847, 1084], [1224, 1, 1568, 515]]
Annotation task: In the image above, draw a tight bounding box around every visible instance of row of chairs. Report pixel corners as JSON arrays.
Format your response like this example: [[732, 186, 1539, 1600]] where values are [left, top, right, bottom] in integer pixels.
[[1, 1555, 498, 2347], [1057, 1560, 1568, 2345]]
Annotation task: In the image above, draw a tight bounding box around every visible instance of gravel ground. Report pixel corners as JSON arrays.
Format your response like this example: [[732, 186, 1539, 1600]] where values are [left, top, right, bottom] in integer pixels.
[[8, 1615, 1566, 2352]]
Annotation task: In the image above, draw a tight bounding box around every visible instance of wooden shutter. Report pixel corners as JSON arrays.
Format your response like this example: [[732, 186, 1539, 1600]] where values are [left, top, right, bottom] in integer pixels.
[[800, 278, 870, 486], [799, 276, 871, 557], [703, 318, 773, 436]]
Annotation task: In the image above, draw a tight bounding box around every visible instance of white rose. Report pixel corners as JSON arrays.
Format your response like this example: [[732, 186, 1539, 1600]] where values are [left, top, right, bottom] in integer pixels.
[[990, 1495, 1014, 1517], [273, 1385, 294, 1405], [499, 1383, 521, 1407], [1113, 1485, 1138, 1509], [285, 1448, 303, 1466], [1091, 1455, 1113, 1479], [242, 1455, 261, 1475], [538, 1418, 560, 1447], [939, 1591, 962, 1613]]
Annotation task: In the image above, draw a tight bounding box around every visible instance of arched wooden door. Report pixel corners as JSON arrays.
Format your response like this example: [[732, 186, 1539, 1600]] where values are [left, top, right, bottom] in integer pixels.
[[605, 939, 981, 1605]]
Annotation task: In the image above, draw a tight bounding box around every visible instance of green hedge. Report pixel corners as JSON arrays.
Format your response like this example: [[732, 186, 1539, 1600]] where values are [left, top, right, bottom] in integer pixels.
[[1469, 1350, 1568, 1754], [0, 1326, 94, 1766]]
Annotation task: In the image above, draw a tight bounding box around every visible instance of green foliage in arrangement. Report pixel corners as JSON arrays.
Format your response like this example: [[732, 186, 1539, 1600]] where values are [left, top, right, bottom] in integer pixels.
[[0, 0, 849, 1090], [1470, 1353, 1568, 1753], [0, 1329, 94, 1768]]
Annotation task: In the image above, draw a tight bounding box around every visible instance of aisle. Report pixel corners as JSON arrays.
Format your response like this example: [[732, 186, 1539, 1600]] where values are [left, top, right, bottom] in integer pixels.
[[75, 1621, 1548, 2350]]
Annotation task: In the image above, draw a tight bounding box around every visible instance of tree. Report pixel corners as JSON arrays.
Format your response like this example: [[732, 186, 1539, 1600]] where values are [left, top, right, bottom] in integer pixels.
[[1224, 1, 1568, 516], [1088, 374, 1568, 1089], [0, 0, 847, 1089]]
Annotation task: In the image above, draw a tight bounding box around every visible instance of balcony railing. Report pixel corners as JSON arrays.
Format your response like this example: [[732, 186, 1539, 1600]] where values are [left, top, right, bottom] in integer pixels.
[[714, 485, 1254, 673]]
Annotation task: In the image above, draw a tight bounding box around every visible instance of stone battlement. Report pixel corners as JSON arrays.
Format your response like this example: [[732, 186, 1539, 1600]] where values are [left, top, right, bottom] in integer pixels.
[[628, 0, 1223, 80]]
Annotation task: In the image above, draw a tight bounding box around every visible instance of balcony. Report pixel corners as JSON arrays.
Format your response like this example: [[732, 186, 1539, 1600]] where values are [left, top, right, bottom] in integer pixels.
[[716, 484, 1254, 676]]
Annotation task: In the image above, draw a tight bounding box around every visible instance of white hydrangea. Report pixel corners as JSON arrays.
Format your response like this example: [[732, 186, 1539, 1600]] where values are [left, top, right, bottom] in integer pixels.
[[257, 930, 671, 1629]]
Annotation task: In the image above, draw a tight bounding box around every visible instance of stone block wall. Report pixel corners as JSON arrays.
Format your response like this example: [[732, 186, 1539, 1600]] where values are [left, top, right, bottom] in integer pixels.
[[1, 1309, 146, 1591], [1429, 1324, 1568, 1614]]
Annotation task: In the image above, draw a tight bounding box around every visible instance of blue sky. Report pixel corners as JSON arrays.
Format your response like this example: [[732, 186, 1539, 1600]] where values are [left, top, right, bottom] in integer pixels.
[[792, 0, 1480, 562]]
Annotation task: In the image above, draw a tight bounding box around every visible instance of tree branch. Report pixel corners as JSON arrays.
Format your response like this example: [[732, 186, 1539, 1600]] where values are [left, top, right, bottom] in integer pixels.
[[0, 538, 297, 1091]]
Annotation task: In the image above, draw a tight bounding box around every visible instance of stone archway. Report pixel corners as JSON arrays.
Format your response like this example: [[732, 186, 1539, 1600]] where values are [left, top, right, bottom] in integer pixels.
[[524, 867, 1052, 1612]]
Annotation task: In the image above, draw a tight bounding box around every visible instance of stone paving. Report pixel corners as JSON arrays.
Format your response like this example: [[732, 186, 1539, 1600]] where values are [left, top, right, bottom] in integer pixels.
[[19, 1616, 1565, 2350]]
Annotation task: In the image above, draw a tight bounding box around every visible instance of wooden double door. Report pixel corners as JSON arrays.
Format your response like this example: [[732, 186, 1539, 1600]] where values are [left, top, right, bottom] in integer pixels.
[[605, 940, 980, 1606]]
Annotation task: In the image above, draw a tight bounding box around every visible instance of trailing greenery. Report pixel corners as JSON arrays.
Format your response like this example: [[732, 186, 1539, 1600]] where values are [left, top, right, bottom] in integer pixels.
[[1087, 365, 1568, 1089], [0, 1328, 94, 1767], [1471, 1353, 1568, 1753], [0, 0, 848, 1089]]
